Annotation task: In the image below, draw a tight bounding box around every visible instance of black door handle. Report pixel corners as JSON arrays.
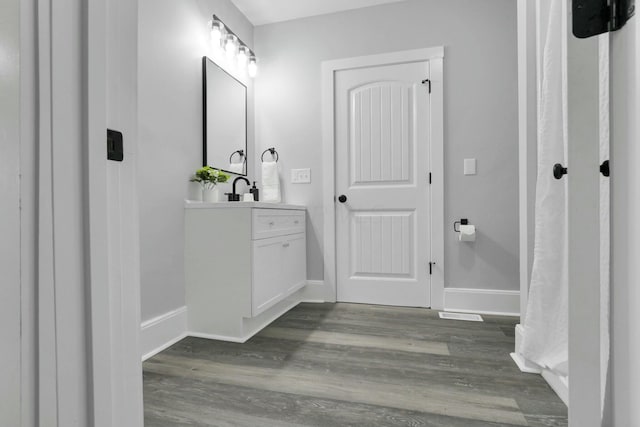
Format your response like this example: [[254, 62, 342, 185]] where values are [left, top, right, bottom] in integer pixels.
[[553, 163, 568, 180], [338, 195, 347, 203], [600, 160, 610, 177]]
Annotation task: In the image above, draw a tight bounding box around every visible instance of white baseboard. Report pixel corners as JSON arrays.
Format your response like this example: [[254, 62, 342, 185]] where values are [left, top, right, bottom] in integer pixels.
[[188, 331, 247, 343], [300, 280, 329, 302], [511, 325, 542, 373], [140, 306, 188, 361], [541, 369, 569, 406], [510, 352, 542, 374], [444, 288, 520, 316], [140, 281, 327, 359], [512, 324, 568, 406]]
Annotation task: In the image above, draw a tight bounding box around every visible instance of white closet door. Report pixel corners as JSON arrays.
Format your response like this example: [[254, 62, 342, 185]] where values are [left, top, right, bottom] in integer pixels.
[[334, 61, 431, 307]]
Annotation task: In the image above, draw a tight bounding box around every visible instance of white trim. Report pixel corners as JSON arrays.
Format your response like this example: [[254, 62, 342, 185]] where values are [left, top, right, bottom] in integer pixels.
[[0, 0, 22, 422], [141, 307, 188, 361], [512, 324, 568, 405], [300, 280, 330, 302], [542, 368, 569, 406], [517, 0, 534, 321], [188, 297, 303, 344], [511, 352, 542, 374], [438, 312, 483, 322], [566, 2, 603, 422], [322, 47, 445, 309], [188, 332, 248, 344], [444, 288, 520, 316], [511, 324, 543, 373], [87, 0, 113, 425]]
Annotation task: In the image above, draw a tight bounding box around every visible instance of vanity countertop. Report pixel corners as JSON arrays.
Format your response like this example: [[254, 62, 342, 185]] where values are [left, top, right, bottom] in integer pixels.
[[184, 200, 306, 211]]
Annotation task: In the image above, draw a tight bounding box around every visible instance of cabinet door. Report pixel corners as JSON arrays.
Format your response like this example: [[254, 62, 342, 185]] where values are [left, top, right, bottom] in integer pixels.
[[252, 237, 284, 316], [282, 233, 307, 295]]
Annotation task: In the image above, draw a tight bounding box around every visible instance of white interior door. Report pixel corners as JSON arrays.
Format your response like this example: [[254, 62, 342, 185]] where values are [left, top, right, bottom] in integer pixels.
[[335, 61, 431, 307]]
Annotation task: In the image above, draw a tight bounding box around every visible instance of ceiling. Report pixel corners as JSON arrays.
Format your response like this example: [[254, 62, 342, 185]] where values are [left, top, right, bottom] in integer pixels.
[[231, 0, 409, 26]]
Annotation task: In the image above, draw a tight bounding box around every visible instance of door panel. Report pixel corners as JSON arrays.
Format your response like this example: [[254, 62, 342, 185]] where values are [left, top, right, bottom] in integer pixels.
[[351, 211, 413, 278], [252, 237, 284, 316], [351, 83, 413, 185], [335, 61, 431, 307], [283, 234, 307, 294]]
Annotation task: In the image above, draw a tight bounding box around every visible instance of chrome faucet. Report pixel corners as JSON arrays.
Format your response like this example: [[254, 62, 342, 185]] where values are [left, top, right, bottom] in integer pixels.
[[226, 176, 251, 201]]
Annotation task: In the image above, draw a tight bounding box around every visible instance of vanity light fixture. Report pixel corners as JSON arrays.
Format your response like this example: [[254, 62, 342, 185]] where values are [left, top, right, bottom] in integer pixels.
[[247, 56, 258, 78], [210, 17, 224, 47], [237, 46, 249, 67], [225, 34, 238, 57], [209, 14, 257, 77]]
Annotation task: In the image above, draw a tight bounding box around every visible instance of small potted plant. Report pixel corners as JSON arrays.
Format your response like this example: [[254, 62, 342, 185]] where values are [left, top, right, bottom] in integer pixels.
[[190, 166, 230, 202]]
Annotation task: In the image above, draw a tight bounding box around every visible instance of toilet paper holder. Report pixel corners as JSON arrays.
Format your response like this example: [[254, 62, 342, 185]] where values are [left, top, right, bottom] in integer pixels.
[[453, 219, 469, 232]]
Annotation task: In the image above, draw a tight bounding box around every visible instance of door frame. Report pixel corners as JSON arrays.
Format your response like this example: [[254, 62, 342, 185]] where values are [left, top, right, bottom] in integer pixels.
[[12, 0, 144, 424], [321, 47, 445, 309], [0, 0, 23, 424]]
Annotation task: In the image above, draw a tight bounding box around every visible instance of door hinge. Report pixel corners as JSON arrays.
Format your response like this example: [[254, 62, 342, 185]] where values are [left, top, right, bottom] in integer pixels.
[[429, 172, 432, 184], [429, 262, 435, 275], [421, 79, 431, 93], [573, 0, 635, 38]]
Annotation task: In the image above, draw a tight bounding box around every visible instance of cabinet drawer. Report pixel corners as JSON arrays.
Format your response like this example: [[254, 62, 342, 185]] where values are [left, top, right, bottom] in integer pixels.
[[252, 209, 305, 240]]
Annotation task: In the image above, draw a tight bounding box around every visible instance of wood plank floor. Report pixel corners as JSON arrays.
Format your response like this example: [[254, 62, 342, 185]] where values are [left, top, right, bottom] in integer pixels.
[[144, 303, 567, 427]]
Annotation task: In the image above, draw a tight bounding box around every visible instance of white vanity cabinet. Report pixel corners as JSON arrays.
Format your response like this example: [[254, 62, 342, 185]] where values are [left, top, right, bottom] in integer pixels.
[[184, 202, 307, 342]]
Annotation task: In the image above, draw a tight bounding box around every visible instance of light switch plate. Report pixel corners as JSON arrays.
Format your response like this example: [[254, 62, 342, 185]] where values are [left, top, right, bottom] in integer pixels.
[[291, 168, 311, 184], [464, 158, 477, 175]]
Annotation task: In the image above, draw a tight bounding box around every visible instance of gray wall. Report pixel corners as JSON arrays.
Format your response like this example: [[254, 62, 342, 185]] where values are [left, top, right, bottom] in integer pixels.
[[138, 0, 255, 321], [254, 0, 520, 290]]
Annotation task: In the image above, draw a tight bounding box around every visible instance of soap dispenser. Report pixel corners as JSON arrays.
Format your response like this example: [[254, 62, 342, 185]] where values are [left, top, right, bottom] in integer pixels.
[[250, 181, 259, 201]]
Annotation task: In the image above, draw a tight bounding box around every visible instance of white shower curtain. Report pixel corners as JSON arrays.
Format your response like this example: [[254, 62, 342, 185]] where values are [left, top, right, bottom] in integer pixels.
[[522, 1, 610, 404], [521, 0, 569, 376]]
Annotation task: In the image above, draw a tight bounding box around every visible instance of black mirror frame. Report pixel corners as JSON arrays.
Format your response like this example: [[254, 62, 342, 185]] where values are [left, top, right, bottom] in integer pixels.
[[202, 56, 248, 176]]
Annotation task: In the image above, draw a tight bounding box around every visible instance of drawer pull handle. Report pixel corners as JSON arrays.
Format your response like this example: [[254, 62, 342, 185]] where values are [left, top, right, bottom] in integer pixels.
[[294, 220, 299, 224], [282, 243, 290, 247], [269, 221, 275, 226]]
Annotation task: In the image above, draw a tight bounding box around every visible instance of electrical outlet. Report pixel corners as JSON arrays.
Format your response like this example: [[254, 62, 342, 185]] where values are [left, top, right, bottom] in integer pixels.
[[291, 168, 311, 184]]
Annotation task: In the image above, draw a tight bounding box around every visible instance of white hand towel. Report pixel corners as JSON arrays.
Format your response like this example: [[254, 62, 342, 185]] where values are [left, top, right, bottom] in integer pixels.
[[228, 162, 244, 174], [261, 161, 281, 203]]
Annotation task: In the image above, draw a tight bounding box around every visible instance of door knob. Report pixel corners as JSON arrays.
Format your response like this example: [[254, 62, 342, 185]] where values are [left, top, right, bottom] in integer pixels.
[[553, 163, 568, 180], [600, 160, 610, 177], [338, 195, 347, 203]]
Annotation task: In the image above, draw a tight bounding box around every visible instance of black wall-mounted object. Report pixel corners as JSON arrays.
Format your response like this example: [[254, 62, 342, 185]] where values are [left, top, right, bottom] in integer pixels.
[[229, 149, 245, 164], [107, 129, 124, 162], [553, 163, 568, 180], [573, 0, 635, 38], [261, 147, 279, 163], [453, 219, 469, 232], [600, 160, 610, 177]]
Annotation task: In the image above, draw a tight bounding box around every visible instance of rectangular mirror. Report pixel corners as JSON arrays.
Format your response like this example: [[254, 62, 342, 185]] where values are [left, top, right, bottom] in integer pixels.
[[202, 56, 247, 176]]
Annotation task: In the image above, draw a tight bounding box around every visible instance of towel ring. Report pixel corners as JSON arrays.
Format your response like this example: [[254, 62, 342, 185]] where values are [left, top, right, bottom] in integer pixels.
[[229, 149, 246, 164], [261, 147, 279, 163]]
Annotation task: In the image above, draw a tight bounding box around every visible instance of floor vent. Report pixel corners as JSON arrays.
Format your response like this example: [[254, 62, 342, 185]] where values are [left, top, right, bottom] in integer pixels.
[[438, 312, 483, 322]]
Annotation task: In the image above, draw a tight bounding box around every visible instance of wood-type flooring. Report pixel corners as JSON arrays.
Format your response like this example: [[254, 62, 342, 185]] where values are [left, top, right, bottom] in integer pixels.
[[144, 302, 567, 427]]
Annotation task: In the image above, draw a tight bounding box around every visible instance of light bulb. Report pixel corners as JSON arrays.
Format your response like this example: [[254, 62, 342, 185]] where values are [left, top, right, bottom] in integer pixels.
[[237, 46, 249, 67], [247, 56, 258, 78], [225, 34, 238, 58], [210, 20, 224, 47]]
